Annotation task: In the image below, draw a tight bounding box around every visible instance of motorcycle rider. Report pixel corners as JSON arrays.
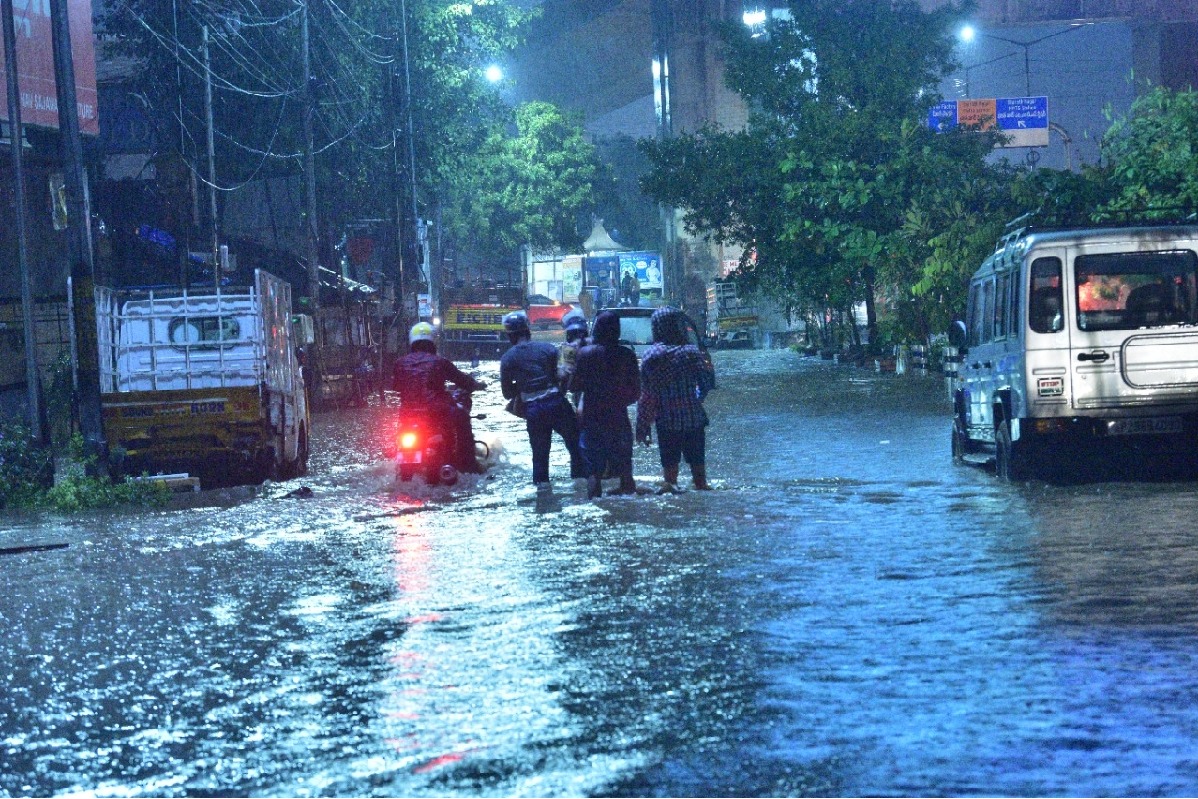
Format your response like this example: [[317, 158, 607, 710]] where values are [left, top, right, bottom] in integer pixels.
[[499, 311, 586, 487], [392, 321, 487, 474]]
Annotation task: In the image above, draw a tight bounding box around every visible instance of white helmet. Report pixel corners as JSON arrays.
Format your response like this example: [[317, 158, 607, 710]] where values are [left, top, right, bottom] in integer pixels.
[[409, 321, 435, 345]]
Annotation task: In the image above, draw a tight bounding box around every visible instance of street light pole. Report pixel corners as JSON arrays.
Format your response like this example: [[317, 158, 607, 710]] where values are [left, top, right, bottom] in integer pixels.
[[959, 24, 1090, 98]]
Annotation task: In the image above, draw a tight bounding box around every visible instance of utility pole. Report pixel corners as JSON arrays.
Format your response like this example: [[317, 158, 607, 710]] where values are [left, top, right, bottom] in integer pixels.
[[398, 0, 424, 312], [48, 0, 106, 471], [386, 40, 407, 347], [202, 25, 219, 291], [302, 1, 320, 312], [4, 0, 46, 446]]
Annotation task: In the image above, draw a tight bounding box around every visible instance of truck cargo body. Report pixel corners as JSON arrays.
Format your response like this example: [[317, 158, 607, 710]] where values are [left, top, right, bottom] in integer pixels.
[[96, 270, 309, 484]]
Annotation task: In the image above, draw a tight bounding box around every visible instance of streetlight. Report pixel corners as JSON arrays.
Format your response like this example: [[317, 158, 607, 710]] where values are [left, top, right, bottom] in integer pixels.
[[485, 64, 503, 83], [958, 23, 1091, 98]]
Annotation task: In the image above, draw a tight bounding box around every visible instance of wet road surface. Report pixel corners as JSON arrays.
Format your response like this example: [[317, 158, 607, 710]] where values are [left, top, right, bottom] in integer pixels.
[[5, 350, 1198, 796]]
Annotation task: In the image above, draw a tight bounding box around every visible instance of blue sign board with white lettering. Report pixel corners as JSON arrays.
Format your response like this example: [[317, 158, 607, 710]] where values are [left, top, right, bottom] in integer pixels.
[[928, 100, 958, 132], [996, 96, 1049, 146]]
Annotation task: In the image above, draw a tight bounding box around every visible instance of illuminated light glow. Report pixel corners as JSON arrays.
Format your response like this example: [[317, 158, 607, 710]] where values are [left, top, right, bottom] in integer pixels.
[[400, 432, 419, 449], [485, 64, 503, 83], [413, 752, 468, 774], [651, 57, 661, 79], [743, 9, 766, 26], [960, 25, 977, 43]]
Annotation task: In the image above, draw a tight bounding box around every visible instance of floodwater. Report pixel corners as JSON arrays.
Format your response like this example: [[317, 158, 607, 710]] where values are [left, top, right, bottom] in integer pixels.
[[5, 350, 1198, 796]]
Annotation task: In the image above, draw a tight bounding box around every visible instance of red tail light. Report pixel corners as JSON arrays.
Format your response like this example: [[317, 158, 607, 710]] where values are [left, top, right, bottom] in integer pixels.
[[399, 431, 419, 449]]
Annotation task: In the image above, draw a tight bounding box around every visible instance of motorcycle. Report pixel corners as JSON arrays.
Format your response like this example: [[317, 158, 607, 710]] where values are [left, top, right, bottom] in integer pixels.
[[395, 387, 488, 486]]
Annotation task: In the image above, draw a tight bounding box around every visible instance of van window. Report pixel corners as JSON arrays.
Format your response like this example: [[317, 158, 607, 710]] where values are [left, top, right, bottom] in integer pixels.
[[980, 279, 995, 343], [1029, 257, 1063, 334], [1074, 250, 1198, 331], [995, 273, 1011, 339]]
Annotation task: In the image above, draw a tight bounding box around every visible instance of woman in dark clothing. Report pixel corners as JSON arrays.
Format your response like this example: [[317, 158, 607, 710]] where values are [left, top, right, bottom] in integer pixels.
[[571, 311, 640, 498]]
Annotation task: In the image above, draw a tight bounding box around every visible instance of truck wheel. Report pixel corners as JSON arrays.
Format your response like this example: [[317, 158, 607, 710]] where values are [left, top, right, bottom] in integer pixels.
[[282, 427, 309, 479], [254, 446, 280, 483], [995, 420, 1032, 481], [294, 427, 309, 477]]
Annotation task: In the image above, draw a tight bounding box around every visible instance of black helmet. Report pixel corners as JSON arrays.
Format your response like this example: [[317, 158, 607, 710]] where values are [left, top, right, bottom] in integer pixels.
[[561, 308, 588, 336], [503, 311, 531, 335]]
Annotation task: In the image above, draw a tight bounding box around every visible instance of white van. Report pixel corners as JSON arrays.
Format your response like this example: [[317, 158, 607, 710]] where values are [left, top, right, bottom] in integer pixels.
[[949, 222, 1198, 479]]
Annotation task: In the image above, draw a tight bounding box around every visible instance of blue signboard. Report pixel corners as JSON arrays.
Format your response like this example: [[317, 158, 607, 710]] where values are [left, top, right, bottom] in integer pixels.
[[618, 251, 663, 291], [928, 100, 958, 132], [996, 96, 1048, 146]]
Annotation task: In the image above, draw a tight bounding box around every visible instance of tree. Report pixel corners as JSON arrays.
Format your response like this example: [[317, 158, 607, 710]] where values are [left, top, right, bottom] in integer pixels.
[[97, 0, 551, 284], [1099, 85, 1198, 216], [641, 0, 1019, 346], [445, 101, 604, 263]]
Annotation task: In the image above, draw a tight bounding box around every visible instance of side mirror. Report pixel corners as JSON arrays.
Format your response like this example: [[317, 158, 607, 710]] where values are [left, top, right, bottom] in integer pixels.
[[948, 320, 968, 350]]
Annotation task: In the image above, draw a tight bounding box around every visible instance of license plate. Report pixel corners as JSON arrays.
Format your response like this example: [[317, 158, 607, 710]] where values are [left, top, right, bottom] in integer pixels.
[[1106, 416, 1184, 436], [397, 451, 422, 464]]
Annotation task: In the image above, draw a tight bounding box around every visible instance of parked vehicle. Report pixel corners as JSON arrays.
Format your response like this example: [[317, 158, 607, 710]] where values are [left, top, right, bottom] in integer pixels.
[[96, 270, 309, 486], [949, 220, 1198, 479], [394, 387, 487, 485], [526, 294, 577, 330], [599, 306, 714, 379], [440, 286, 524, 360]]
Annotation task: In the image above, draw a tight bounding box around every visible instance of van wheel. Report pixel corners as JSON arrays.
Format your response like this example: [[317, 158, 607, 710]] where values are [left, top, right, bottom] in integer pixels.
[[995, 420, 1032, 481]]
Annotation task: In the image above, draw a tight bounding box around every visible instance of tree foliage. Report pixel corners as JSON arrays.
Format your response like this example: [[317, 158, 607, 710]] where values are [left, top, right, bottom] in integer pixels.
[[640, 0, 989, 346], [1099, 85, 1198, 215], [98, 0, 595, 279], [447, 101, 603, 256]]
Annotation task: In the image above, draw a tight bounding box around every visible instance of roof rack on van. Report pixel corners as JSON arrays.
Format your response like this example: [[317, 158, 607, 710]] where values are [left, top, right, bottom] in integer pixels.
[[994, 207, 1198, 253]]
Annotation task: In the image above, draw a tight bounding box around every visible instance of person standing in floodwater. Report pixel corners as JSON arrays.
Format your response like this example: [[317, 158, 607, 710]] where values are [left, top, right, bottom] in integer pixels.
[[499, 311, 586, 487], [571, 310, 639, 498], [636, 306, 716, 492]]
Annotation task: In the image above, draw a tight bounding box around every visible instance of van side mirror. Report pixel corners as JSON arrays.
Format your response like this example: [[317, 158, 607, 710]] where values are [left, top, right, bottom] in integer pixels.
[[948, 320, 968, 350]]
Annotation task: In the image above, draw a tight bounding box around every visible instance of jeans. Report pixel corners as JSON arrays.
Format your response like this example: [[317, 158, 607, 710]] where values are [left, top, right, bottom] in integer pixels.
[[525, 394, 585, 483]]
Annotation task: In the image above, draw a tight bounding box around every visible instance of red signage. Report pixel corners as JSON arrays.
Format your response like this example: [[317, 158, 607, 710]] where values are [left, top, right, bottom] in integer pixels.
[[0, 0, 99, 135]]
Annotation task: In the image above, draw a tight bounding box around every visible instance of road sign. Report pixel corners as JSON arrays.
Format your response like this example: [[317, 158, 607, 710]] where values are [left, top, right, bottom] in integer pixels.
[[996, 96, 1049, 147], [928, 96, 1049, 148]]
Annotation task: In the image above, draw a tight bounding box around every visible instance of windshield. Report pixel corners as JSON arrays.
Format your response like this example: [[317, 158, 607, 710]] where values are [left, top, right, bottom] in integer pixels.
[[617, 316, 654, 345], [1074, 250, 1198, 331]]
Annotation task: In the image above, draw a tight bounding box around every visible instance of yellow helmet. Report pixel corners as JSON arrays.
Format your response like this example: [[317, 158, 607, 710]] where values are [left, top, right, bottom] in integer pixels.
[[409, 322, 436, 345]]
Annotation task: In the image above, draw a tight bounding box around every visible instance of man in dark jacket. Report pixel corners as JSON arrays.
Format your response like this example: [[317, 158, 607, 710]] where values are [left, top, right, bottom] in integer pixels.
[[636, 307, 716, 491], [571, 310, 640, 498], [392, 322, 487, 473], [499, 311, 585, 486]]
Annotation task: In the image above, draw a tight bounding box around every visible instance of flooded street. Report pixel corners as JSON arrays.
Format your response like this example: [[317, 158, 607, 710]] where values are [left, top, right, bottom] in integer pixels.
[[6, 349, 1198, 796]]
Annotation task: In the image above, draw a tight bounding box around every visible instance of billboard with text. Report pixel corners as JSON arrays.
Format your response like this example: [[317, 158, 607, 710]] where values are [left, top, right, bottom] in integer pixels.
[[0, 0, 99, 135]]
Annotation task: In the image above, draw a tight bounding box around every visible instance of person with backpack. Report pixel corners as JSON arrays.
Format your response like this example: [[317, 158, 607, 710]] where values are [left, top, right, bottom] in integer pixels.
[[499, 311, 586, 487], [571, 310, 640, 498]]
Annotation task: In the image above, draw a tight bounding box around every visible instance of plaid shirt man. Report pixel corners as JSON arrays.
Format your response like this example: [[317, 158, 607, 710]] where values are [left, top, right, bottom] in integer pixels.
[[636, 342, 715, 438]]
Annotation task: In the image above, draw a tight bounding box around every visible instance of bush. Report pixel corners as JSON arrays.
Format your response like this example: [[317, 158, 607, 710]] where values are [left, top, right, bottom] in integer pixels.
[[0, 426, 169, 512], [0, 422, 54, 508]]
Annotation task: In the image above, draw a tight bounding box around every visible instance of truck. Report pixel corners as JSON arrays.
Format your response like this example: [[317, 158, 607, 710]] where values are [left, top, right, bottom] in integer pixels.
[[439, 285, 524, 360], [95, 270, 309, 486]]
